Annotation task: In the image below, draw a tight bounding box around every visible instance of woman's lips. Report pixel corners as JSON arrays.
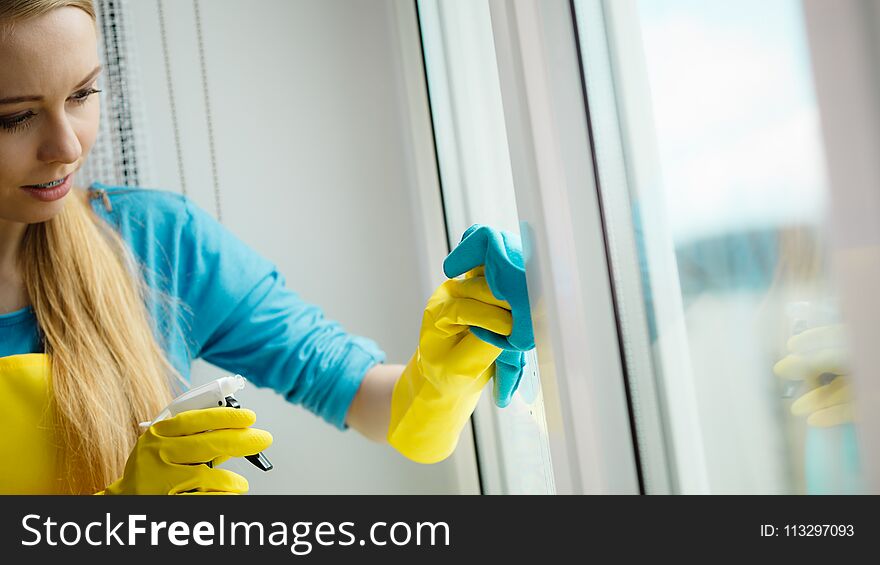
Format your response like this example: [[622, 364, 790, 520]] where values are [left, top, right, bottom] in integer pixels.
[[20, 174, 73, 202]]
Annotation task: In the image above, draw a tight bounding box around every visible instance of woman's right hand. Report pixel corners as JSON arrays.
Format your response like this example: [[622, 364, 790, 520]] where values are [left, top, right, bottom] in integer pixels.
[[387, 270, 513, 464], [100, 407, 272, 495]]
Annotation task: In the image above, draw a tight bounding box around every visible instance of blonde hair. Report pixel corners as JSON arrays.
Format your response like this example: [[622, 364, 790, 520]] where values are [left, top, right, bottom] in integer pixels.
[[4, 0, 179, 493], [0, 0, 94, 38]]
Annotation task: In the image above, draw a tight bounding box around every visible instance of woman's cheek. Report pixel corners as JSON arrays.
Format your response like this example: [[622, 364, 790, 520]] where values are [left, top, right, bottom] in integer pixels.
[[78, 103, 100, 155]]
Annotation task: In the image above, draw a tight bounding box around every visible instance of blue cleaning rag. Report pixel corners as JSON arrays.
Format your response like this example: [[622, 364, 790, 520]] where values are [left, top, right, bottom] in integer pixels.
[[443, 224, 535, 407], [494, 349, 528, 408]]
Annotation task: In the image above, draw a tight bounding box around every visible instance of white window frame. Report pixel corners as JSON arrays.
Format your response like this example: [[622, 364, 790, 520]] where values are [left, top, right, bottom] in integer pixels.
[[488, 0, 640, 494], [415, 0, 558, 495], [571, 0, 689, 495]]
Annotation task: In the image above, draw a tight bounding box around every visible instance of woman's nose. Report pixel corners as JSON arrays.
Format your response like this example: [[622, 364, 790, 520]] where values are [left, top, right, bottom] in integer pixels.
[[35, 113, 83, 165]]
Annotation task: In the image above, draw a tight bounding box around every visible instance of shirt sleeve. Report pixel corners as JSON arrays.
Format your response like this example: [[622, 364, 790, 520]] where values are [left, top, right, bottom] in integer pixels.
[[176, 199, 386, 430]]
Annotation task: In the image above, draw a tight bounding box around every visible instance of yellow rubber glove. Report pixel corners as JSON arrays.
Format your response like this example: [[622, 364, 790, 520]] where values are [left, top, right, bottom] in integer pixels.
[[100, 407, 272, 495], [773, 324, 854, 427], [388, 268, 512, 464]]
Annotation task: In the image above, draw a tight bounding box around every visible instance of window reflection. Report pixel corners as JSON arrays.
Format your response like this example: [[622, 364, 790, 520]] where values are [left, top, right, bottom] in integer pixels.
[[627, 0, 862, 493]]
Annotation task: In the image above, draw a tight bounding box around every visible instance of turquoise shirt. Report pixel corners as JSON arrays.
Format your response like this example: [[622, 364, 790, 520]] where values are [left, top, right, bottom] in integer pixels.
[[0, 183, 386, 430]]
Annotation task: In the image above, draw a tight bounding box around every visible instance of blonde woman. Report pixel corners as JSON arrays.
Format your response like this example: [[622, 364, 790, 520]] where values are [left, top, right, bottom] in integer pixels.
[[0, 1, 529, 494]]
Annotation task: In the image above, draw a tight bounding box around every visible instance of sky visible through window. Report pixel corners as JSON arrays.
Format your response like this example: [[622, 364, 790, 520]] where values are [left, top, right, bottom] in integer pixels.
[[637, 0, 827, 243]]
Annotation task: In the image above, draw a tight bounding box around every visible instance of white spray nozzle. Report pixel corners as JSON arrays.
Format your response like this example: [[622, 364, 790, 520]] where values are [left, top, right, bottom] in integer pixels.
[[218, 375, 246, 398], [139, 374, 248, 431]]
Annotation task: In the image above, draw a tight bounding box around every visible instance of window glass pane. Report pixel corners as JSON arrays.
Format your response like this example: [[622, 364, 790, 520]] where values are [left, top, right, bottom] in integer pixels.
[[577, 0, 864, 493]]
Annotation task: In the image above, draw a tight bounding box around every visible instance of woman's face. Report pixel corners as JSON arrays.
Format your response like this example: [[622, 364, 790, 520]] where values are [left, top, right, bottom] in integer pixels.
[[0, 7, 100, 225]]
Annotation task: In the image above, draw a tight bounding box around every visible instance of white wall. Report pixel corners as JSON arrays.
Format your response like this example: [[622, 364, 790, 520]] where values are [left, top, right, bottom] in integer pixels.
[[125, 0, 472, 494]]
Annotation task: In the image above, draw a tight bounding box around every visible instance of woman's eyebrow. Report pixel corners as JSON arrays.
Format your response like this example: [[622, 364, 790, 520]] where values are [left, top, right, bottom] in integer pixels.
[[0, 64, 103, 105]]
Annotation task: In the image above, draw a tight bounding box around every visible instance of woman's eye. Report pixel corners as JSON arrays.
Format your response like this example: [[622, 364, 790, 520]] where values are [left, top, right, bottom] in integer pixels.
[[0, 111, 35, 133], [71, 87, 102, 105], [0, 88, 101, 133]]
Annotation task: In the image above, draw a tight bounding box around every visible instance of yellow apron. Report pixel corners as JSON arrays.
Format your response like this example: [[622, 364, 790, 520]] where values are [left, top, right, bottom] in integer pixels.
[[0, 354, 64, 494]]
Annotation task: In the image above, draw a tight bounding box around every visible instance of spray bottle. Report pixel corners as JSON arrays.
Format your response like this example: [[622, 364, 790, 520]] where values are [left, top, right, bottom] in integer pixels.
[[140, 375, 273, 472]]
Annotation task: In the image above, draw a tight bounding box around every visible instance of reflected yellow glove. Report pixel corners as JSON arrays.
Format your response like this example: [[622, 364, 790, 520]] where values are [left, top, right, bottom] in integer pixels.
[[101, 407, 272, 495], [388, 269, 512, 463], [773, 324, 854, 427]]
